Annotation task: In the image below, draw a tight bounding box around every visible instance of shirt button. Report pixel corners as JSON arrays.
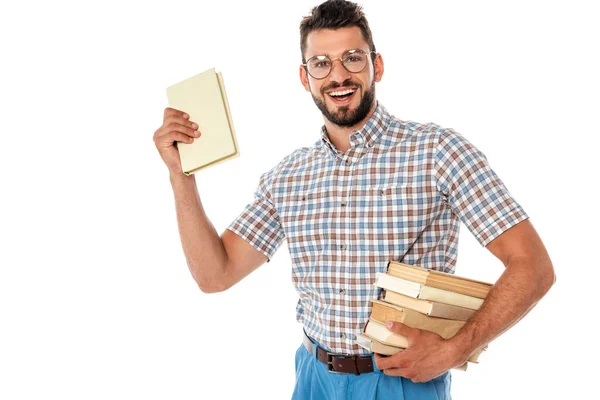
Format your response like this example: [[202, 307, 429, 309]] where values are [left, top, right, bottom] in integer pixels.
[[380, 189, 386, 196], [340, 244, 347, 250], [339, 289, 346, 295], [340, 333, 347, 340], [346, 160, 352, 165], [341, 201, 347, 207]]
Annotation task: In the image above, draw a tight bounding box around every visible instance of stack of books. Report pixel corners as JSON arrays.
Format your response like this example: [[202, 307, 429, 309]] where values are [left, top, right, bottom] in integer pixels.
[[356, 261, 493, 370]]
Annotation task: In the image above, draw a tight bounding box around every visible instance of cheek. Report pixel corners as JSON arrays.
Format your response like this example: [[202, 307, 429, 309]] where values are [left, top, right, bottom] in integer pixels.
[[308, 80, 324, 96]]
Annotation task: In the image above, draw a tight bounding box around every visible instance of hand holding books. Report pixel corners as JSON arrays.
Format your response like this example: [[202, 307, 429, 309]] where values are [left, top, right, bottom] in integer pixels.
[[154, 68, 239, 176], [357, 261, 492, 374], [166, 68, 239, 175]]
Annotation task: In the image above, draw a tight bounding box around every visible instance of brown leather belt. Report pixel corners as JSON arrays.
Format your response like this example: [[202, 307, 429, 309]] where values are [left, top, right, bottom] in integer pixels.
[[303, 331, 374, 375]]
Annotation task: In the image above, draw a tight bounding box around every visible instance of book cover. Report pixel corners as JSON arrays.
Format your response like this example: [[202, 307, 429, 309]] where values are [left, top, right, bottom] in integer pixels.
[[370, 300, 466, 339], [363, 319, 409, 348], [166, 68, 239, 175], [355, 333, 404, 356]]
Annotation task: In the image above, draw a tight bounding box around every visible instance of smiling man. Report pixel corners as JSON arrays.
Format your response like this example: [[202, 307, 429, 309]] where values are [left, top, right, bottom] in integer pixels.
[[153, 0, 555, 399]]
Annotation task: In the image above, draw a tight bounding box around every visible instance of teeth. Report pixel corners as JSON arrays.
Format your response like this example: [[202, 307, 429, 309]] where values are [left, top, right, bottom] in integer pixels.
[[329, 89, 355, 97]]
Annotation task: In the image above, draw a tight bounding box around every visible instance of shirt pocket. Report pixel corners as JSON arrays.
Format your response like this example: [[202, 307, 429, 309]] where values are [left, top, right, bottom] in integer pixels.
[[351, 185, 417, 256], [280, 189, 333, 250]]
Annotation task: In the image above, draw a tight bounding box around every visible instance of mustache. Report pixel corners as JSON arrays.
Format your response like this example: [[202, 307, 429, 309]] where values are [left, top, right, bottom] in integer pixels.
[[321, 79, 360, 93]]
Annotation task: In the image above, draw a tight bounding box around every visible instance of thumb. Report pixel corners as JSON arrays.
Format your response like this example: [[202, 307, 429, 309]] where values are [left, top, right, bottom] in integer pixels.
[[386, 321, 419, 337]]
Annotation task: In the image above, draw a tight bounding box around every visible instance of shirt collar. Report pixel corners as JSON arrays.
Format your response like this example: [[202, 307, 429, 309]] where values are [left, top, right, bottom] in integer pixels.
[[319, 102, 391, 156]]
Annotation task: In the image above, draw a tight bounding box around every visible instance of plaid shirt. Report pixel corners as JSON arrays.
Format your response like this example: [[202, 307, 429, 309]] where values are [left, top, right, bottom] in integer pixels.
[[228, 103, 528, 355]]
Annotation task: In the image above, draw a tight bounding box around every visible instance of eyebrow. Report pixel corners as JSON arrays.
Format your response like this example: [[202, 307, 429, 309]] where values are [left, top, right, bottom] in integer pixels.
[[306, 48, 368, 60]]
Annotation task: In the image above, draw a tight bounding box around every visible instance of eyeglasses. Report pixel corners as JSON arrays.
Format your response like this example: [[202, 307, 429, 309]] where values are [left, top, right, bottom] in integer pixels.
[[302, 49, 376, 80]]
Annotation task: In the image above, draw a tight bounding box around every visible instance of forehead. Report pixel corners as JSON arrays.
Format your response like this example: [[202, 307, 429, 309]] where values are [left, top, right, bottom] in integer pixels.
[[305, 26, 369, 59]]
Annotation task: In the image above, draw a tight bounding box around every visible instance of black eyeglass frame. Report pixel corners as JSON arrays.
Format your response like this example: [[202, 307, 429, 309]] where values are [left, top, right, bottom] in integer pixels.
[[302, 49, 377, 80]]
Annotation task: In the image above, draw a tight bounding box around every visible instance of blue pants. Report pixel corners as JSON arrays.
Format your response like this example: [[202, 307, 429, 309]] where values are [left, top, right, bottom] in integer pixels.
[[292, 342, 451, 400]]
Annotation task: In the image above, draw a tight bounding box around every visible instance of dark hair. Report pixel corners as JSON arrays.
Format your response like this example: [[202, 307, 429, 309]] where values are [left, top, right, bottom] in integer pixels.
[[299, 0, 376, 63]]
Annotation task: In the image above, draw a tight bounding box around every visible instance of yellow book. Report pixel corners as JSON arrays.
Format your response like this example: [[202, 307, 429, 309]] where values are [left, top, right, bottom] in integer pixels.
[[166, 68, 239, 175]]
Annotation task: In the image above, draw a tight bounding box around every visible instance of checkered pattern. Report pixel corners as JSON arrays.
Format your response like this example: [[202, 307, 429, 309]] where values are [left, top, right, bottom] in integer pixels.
[[228, 103, 528, 355]]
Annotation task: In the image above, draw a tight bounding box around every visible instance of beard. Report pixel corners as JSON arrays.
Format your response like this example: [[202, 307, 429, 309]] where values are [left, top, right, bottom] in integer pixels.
[[311, 78, 376, 128]]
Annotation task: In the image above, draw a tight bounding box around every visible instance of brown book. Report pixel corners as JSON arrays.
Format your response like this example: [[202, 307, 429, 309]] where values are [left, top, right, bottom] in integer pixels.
[[387, 261, 492, 299], [363, 319, 483, 363], [382, 290, 475, 321], [370, 300, 465, 339], [355, 333, 468, 371]]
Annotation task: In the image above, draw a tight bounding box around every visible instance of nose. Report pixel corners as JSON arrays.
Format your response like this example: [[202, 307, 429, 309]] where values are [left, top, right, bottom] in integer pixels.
[[328, 57, 351, 83]]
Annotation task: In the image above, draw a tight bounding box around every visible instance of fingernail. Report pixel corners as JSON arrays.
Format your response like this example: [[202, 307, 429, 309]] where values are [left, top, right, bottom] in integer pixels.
[[192, 123, 198, 129], [183, 113, 189, 119], [386, 321, 393, 329], [194, 130, 199, 136]]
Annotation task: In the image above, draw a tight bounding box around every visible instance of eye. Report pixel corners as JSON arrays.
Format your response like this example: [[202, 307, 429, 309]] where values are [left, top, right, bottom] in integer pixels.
[[344, 55, 364, 63], [311, 59, 330, 69]]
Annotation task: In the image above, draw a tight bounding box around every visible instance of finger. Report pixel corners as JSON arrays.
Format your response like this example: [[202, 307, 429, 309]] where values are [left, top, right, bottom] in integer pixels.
[[164, 107, 189, 120], [382, 367, 417, 381], [386, 321, 419, 338], [164, 115, 199, 132], [167, 132, 195, 146], [160, 121, 201, 139], [374, 351, 409, 371]]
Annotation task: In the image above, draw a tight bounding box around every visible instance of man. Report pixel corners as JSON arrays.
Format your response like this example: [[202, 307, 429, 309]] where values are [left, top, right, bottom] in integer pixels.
[[153, 0, 555, 398]]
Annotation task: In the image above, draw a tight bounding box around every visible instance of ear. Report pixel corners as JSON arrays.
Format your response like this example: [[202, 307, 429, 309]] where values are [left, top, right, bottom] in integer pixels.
[[373, 53, 384, 83], [299, 64, 311, 92]]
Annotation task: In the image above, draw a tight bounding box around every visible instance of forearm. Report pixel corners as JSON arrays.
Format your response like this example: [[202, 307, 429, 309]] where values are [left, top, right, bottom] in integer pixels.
[[448, 255, 555, 361], [170, 173, 229, 293]]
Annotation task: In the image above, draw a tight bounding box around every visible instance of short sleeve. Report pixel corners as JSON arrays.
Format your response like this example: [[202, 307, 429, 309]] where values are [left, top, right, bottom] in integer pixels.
[[227, 168, 286, 261], [434, 129, 529, 247]]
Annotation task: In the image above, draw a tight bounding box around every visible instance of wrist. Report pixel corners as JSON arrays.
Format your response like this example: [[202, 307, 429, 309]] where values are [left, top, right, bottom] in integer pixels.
[[169, 170, 194, 185], [445, 334, 475, 364]]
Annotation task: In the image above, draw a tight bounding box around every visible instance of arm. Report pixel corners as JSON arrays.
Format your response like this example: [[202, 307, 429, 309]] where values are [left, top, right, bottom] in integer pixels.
[[375, 219, 555, 382], [446, 219, 555, 359], [154, 107, 268, 294], [170, 174, 268, 293]]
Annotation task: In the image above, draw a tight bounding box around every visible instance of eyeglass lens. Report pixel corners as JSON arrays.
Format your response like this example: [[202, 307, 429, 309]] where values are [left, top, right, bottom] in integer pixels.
[[306, 50, 369, 79]]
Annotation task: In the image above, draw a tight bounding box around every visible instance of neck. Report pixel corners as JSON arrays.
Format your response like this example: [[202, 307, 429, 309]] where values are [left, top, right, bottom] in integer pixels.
[[323, 102, 377, 153]]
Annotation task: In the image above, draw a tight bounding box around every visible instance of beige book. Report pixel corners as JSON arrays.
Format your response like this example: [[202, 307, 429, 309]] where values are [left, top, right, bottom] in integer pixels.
[[363, 320, 483, 363], [355, 333, 468, 371], [370, 300, 465, 339], [355, 333, 405, 356], [374, 273, 484, 310], [166, 68, 239, 175], [387, 261, 492, 299], [382, 290, 475, 321]]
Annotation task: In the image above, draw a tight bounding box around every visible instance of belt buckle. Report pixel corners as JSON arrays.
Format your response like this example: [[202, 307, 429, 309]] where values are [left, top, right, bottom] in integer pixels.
[[326, 353, 361, 375]]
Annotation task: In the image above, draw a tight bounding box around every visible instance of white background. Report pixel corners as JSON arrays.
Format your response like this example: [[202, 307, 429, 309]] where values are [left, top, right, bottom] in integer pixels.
[[1, 0, 598, 399]]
